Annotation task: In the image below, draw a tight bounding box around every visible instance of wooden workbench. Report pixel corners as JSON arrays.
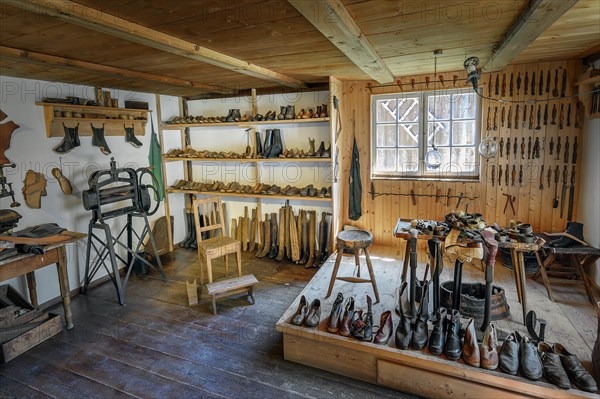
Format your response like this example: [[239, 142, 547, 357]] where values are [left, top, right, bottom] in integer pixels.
[[0, 232, 85, 329]]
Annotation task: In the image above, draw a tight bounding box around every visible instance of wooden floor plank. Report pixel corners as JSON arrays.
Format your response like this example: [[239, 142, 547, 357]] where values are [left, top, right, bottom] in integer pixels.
[[0, 374, 54, 399]]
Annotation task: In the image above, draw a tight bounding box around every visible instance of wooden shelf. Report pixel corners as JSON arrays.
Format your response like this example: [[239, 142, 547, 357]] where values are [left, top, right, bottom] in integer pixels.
[[166, 187, 333, 202], [163, 156, 332, 163], [37, 102, 149, 137], [160, 117, 330, 129]]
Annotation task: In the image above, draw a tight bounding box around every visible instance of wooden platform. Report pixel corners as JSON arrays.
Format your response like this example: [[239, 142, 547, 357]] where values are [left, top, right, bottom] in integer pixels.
[[276, 245, 599, 399]]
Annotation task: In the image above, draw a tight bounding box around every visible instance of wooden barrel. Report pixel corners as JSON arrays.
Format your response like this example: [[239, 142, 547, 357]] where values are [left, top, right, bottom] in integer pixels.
[[440, 281, 510, 321]]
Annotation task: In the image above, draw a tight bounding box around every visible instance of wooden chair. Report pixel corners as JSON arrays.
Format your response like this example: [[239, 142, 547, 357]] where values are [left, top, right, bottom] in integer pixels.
[[192, 196, 241, 285]]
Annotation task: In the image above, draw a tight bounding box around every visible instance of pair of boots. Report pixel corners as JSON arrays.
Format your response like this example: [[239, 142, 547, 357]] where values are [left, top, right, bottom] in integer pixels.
[[395, 281, 430, 350], [54, 123, 80, 154], [225, 109, 241, 122], [350, 295, 373, 341], [54, 123, 141, 154], [261, 129, 283, 158], [179, 211, 197, 249], [427, 307, 463, 361], [277, 105, 295, 120]]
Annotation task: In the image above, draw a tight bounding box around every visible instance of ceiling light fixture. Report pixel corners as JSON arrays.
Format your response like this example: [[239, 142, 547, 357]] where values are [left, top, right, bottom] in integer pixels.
[[464, 56, 480, 92], [425, 49, 443, 170]]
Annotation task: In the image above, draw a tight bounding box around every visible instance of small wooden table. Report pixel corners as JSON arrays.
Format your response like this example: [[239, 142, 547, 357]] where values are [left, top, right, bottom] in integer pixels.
[[0, 233, 85, 329]]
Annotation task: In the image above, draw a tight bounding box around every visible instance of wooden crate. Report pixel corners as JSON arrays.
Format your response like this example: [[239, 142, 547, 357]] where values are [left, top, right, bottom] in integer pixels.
[[0, 313, 63, 363]]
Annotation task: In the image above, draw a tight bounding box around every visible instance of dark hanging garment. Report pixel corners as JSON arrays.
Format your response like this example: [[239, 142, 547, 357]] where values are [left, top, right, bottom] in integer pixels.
[[349, 136, 362, 221]]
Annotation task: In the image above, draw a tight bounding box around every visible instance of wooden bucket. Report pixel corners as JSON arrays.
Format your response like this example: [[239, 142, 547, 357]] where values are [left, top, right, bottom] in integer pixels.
[[440, 281, 510, 321]]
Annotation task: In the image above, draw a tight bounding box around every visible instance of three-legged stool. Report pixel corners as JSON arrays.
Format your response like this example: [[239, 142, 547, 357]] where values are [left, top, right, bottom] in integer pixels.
[[326, 230, 380, 303]]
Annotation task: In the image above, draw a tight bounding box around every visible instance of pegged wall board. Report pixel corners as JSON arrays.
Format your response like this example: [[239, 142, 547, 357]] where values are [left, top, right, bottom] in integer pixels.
[[335, 60, 584, 247]]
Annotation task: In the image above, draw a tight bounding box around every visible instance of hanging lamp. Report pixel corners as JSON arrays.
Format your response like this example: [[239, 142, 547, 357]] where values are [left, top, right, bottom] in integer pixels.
[[425, 50, 443, 170]]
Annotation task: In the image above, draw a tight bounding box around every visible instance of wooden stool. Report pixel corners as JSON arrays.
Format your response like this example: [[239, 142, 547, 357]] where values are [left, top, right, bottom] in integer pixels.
[[326, 230, 380, 303], [206, 274, 258, 315]]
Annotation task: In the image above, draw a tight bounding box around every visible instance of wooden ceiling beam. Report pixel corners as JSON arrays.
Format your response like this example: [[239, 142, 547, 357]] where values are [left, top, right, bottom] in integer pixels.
[[2, 0, 307, 89], [0, 46, 236, 95], [288, 0, 395, 84], [483, 0, 579, 71]]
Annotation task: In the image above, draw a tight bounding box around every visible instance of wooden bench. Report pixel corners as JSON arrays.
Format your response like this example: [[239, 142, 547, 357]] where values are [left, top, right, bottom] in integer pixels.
[[206, 274, 258, 315]]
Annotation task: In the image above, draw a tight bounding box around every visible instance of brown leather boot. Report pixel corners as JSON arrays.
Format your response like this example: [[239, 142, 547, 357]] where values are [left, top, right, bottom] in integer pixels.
[[276, 207, 285, 261], [462, 318, 480, 367], [480, 323, 499, 370], [268, 213, 278, 259], [339, 296, 355, 337], [257, 217, 271, 258], [305, 211, 316, 268]]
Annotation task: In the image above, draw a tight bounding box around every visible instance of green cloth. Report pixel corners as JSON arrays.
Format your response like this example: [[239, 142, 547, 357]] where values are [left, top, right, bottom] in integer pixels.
[[349, 136, 362, 221], [148, 119, 165, 201]]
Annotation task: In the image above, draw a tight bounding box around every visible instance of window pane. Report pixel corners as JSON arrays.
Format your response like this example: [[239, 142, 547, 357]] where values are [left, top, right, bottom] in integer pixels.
[[376, 149, 397, 172], [377, 99, 397, 122], [428, 121, 450, 146], [398, 98, 419, 122], [451, 147, 477, 172], [426, 147, 450, 172], [427, 94, 451, 120], [377, 124, 396, 147], [452, 120, 476, 145], [452, 93, 476, 119], [398, 149, 419, 172], [398, 123, 419, 147]]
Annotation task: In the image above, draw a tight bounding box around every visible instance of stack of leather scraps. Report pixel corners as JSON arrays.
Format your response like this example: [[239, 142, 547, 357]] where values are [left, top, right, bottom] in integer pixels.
[[0, 209, 21, 234], [0, 223, 67, 255]]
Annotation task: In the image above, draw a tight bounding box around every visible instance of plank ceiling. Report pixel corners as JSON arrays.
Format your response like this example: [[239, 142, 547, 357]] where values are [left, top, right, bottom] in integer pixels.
[[0, 0, 598, 97]]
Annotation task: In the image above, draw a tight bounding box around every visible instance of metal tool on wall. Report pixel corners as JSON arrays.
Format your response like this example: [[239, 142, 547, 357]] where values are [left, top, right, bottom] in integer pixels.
[[515, 104, 520, 127], [507, 106, 512, 129], [564, 136, 569, 164], [547, 166, 552, 190], [486, 107, 491, 130], [511, 165, 516, 187], [501, 106, 505, 128], [575, 102, 580, 128], [524, 72, 529, 95], [556, 137, 562, 161], [543, 104, 548, 125], [539, 165, 544, 190], [506, 137, 510, 159], [567, 103, 571, 127], [522, 104, 527, 128], [501, 73, 506, 97], [558, 103, 564, 129], [503, 193, 516, 215], [491, 165, 495, 187], [538, 70, 544, 96], [533, 137, 540, 159], [568, 166, 576, 221], [553, 165, 559, 208], [521, 137, 525, 159], [505, 164, 509, 187], [561, 69, 567, 98], [535, 106, 541, 130], [528, 104, 534, 129], [509, 73, 514, 96], [499, 137, 504, 158], [549, 137, 555, 155], [527, 136, 532, 159], [531, 71, 536, 96], [498, 164, 503, 186], [517, 72, 522, 95], [572, 136, 578, 164], [495, 74, 499, 96], [0, 163, 20, 208], [519, 165, 523, 186], [551, 104, 557, 125], [560, 165, 568, 218], [546, 69, 550, 94], [513, 138, 518, 160], [493, 106, 498, 130], [553, 69, 559, 97]]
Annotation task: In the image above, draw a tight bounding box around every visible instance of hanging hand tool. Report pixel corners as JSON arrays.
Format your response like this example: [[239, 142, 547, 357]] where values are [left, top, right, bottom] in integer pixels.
[[539, 70, 544, 95], [515, 104, 520, 127], [575, 102, 580, 128], [488, 75, 492, 96], [531, 71, 536, 96], [425, 76, 431, 88], [549, 136, 555, 155], [560, 165, 568, 218], [501, 73, 506, 97], [558, 103, 564, 129], [521, 137, 525, 159], [553, 165, 560, 208], [561, 69, 567, 98], [509, 73, 514, 96], [491, 165, 496, 187], [524, 72, 529, 95], [447, 188, 452, 207], [533, 137, 540, 159], [553, 69, 559, 97], [517, 72, 522, 95], [439, 75, 445, 86], [505, 164, 510, 186], [536, 105, 541, 130], [568, 166, 576, 221], [507, 106, 513, 129], [435, 189, 441, 203], [564, 136, 569, 164], [543, 104, 548, 125], [503, 193, 516, 215], [523, 104, 528, 128], [410, 189, 417, 206], [527, 136, 532, 159], [567, 103, 571, 127], [501, 106, 506, 128], [546, 69, 551, 94], [511, 165, 516, 187], [539, 165, 544, 190], [556, 137, 562, 161], [506, 137, 511, 159], [486, 107, 491, 131], [498, 164, 503, 186], [547, 165, 552, 189], [456, 192, 464, 209], [541, 136, 546, 153], [572, 136, 578, 164], [528, 104, 534, 129], [493, 106, 498, 130], [495, 74, 499, 96], [513, 138, 518, 159], [551, 104, 557, 124], [499, 137, 504, 158], [519, 164, 523, 186]]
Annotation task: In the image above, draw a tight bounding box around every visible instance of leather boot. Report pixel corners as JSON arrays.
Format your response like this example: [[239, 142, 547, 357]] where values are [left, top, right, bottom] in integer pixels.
[[554, 343, 598, 392], [499, 331, 520, 375], [480, 323, 499, 370], [444, 309, 462, 361], [538, 342, 571, 389], [411, 281, 430, 350], [315, 141, 326, 157], [305, 210, 316, 268], [462, 318, 480, 367], [326, 292, 344, 333], [277, 106, 286, 120], [374, 310, 393, 345], [291, 295, 308, 325], [307, 138, 316, 157], [255, 131, 263, 157], [520, 335, 543, 380], [276, 207, 285, 261], [339, 296, 354, 337], [395, 281, 413, 350], [266, 129, 283, 158], [124, 125, 143, 148], [352, 295, 373, 341], [304, 299, 321, 327], [593, 301, 600, 386], [229, 109, 241, 122], [268, 212, 278, 259], [320, 103, 328, 117], [285, 105, 295, 120], [428, 307, 447, 355], [262, 129, 273, 158], [299, 214, 309, 264], [179, 211, 193, 247], [91, 123, 111, 155], [54, 123, 80, 154], [257, 217, 271, 258], [550, 222, 587, 247]]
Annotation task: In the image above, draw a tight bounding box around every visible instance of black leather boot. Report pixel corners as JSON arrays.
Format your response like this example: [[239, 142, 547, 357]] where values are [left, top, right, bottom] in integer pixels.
[[352, 295, 373, 341], [262, 129, 273, 158], [265, 129, 283, 158], [277, 106, 286, 120], [428, 307, 447, 355], [255, 131, 263, 157], [411, 281, 430, 350], [124, 125, 143, 148], [550, 222, 587, 247], [54, 123, 80, 154], [91, 123, 111, 155], [268, 212, 278, 258], [326, 292, 344, 333], [229, 109, 241, 122], [395, 281, 412, 350], [225, 109, 234, 122], [179, 211, 193, 248], [285, 105, 295, 120], [299, 215, 309, 264], [444, 309, 462, 361]]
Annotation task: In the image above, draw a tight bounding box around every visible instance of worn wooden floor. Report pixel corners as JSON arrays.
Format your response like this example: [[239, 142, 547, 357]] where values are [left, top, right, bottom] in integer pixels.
[[0, 248, 418, 399]]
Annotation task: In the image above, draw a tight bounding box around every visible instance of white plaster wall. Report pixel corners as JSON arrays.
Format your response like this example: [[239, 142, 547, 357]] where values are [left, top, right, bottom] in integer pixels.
[[0, 76, 182, 305]]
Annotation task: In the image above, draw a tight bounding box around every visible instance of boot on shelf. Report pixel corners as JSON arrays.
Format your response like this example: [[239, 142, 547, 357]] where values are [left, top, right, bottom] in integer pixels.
[[257, 217, 271, 258], [268, 212, 278, 259], [411, 281, 430, 350], [395, 281, 412, 350], [315, 141, 326, 157], [320, 103, 328, 117], [262, 129, 273, 158], [277, 106, 286, 120], [285, 105, 295, 120], [91, 123, 111, 155], [54, 123, 80, 154], [255, 131, 263, 157], [227, 109, 241, 122], [428, 307, 447, 355], [265, 129, 283, 158], [305, 210, 316, 268], [462, 318, 481, 367], [299, 212, 309, 264], [318, 212, 330, 263], [276, 207, 286, 261], [481, 323, 499, 370], [179, 211, 193, 248], [124, 125, 143, 148], [352, 295, 373, 342], [445, 309, 462, 361], [307, 138, 316, 157]]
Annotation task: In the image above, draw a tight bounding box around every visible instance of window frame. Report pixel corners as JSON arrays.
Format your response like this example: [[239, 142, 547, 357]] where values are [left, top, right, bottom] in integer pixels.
[[370, 88, 481, 181]]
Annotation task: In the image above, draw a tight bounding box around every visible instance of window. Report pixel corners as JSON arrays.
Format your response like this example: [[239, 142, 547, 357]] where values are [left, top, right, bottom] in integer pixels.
[[371, 88, 481, 179]]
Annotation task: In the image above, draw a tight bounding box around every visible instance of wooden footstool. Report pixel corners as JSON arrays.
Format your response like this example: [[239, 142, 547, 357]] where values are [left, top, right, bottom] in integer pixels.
[[206, 274, 258, 315], [326, 230, 380, 303]]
